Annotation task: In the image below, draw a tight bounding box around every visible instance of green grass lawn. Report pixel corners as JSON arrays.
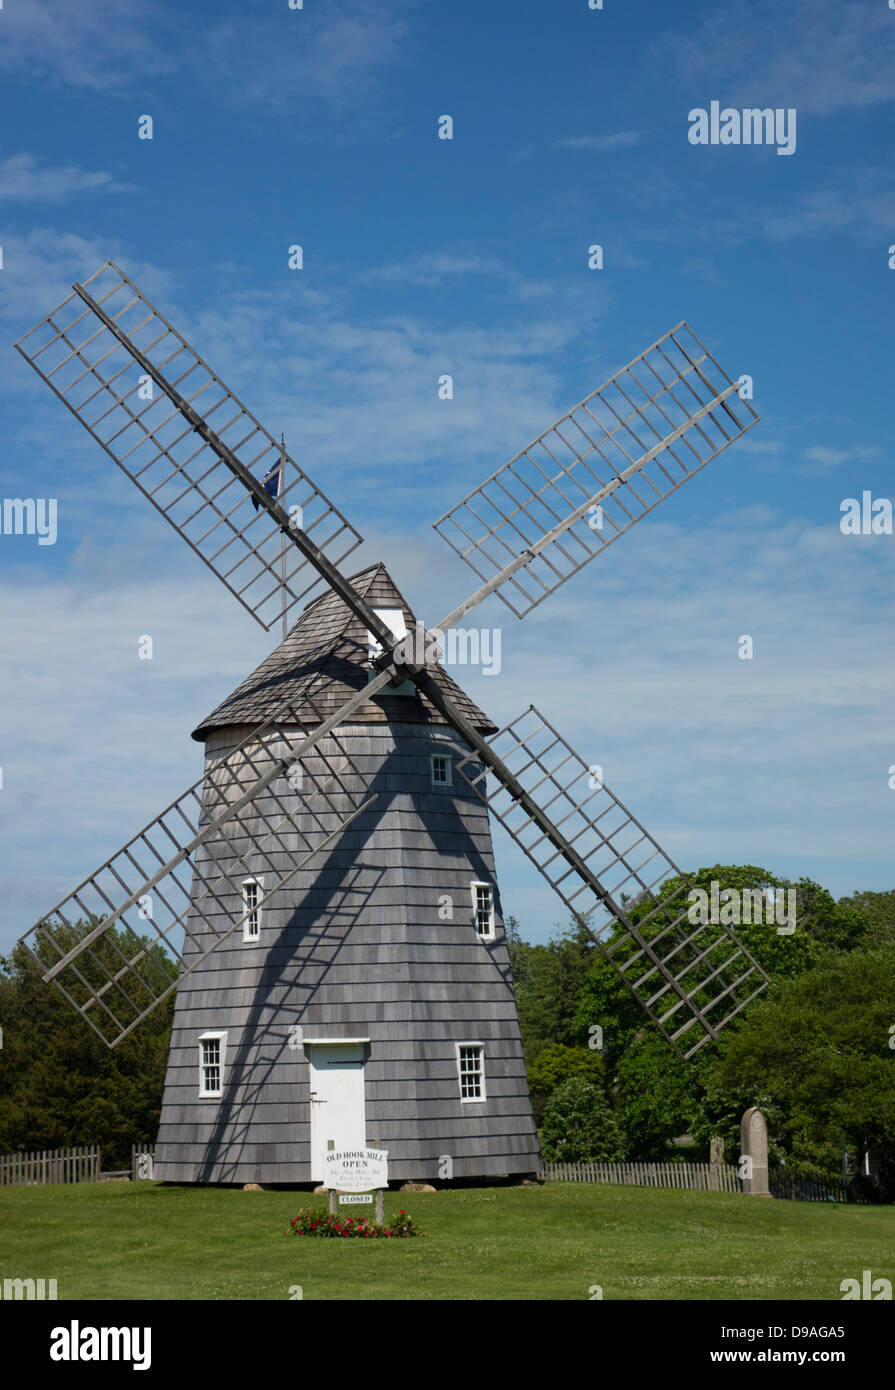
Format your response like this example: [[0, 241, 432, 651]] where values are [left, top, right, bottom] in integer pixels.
[[1, 1181, 892, 1300]]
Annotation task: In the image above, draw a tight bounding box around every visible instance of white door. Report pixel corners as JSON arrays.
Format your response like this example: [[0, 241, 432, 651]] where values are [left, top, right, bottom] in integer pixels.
[[308, 1043, 367, 1182]]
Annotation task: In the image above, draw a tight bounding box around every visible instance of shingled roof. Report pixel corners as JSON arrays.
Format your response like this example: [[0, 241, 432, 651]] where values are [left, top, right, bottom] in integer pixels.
[[192, 562, 497, 741]]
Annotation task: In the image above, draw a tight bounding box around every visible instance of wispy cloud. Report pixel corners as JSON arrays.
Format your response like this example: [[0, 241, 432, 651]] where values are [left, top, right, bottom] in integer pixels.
[[762, 173, 895, 242], [740, 438, 785, 456], [0, 228, 178, 333], [516, 130, 641, 161], [351, 248, 614, 302], [672, 255, 729, 289], [800, 444, 880, 476], [0, 0, 177, 92], [4, 497, 895, 951], [633, 167, 895, 261], [553, 131, 641, 151], [0, 0, 410, 116], [0, 153, 134, 203], [1, 228, 614, 538], [656, 0, 895, 117], [203, 1, 410, 110], [355, 252, 509, 288]]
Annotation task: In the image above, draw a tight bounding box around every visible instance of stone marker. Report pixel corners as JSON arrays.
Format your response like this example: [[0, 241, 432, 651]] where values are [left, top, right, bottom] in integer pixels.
[[709, 1136, 724, 1191], [740, 1107, 771, 1196]]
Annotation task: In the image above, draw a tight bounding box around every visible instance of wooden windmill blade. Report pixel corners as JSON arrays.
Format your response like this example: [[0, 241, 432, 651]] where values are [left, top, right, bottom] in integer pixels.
[[17, 266, 765, 1063], [20, 698, 382, 1047], [433, 322, 758, 620], [15, 261, 363, 632], [453, 707, 770, 1059]]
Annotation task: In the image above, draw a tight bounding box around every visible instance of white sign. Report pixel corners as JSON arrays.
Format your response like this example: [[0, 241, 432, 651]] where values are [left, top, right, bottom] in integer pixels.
[[339, 1194, 372, 1205], [324, 1149, 389, 1191]]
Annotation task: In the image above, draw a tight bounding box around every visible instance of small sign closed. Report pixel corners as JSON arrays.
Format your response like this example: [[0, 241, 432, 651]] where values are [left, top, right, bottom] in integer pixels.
[[339, 1194, 373, 1205], [324, 1149, 389, 1191]]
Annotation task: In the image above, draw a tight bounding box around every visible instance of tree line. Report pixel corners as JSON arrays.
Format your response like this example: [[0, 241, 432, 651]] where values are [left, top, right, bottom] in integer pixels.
[[1, 865, 893, 1182], [510, 865, 895, 1188]]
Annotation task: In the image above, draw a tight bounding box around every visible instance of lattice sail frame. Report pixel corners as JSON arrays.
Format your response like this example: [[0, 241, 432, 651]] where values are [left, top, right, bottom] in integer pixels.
[[15, 261, 362, 631], [434, 322, 758, 619], [20, 707, 376, 1047], [14, 265, 768, 1059], [457, 707, 769, 1058]]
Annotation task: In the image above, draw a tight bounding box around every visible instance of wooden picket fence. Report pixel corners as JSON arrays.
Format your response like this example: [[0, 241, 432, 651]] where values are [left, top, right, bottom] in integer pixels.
[[538, 1160, 742, 1193], [131, 1144, 156, 1181], [0, 1145, 101, 1187]]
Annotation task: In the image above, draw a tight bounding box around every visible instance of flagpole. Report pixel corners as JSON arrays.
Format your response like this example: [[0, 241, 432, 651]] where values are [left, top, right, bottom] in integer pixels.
[[280, 435, 288, 642]]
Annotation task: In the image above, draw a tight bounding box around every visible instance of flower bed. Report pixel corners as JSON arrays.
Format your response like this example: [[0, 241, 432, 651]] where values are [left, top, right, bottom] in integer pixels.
[[285, 1208, 422, 1238]]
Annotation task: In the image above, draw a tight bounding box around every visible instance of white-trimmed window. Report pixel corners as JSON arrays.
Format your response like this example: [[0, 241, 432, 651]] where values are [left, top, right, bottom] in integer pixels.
[[456, 1043, 486, 1102], [242, 877, 262, 941], [431, 753, 452, 787], [471, 881, 494, 939], [199, 1031, 227, 1098]]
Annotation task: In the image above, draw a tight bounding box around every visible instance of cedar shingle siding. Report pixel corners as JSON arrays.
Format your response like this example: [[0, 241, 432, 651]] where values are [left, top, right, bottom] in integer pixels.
[[153, 566, 539, 1182], [192, 562, 498, 740]]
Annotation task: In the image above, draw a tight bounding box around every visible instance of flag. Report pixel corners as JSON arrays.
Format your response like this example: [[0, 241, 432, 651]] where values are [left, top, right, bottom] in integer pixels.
[[252, 458, 282, 510]]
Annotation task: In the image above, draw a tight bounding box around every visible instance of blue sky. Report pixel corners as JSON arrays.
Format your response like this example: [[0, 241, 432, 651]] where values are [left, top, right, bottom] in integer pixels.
[[1, 0, 895, 952]]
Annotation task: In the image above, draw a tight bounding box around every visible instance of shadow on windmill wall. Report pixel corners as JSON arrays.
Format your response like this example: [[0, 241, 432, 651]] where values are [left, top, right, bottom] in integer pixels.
[[191, 740, 515, 1185]]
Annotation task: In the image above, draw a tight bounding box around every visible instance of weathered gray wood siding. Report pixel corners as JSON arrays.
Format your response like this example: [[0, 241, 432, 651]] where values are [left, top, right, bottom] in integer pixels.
[[154, 721, 540, 1183]]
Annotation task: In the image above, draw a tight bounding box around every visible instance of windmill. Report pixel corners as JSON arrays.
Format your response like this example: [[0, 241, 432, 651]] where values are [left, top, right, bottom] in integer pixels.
[[14, 262, 769, 1184]]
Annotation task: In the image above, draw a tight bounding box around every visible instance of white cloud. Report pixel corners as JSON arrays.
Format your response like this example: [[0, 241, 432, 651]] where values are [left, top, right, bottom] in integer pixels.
[[0, 0, 177, 91], [762, 175, 895, 242], [800, 444, 880, 476], [4, 497, 895, 953], [0, 231, 614, 542], [4, 231, 892, 951], [516, 130, 641, 161], [0, 153, 134, 203], [355, 253, 510, 288], [554, 131, 641, 151], [351, 249, 614, 301], [656, 0, 895, 116], [0, 0, 410, 116], [203, 1, 410, 110], [0, 228, 178, 332], [740, 438, 784, 456]]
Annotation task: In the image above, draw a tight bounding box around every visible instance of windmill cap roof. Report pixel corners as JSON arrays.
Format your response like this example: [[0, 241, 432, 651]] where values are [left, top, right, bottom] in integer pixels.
[[192, 561, 498, 741]]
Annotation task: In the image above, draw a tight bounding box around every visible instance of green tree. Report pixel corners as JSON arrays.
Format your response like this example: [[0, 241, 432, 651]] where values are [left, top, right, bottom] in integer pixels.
[[789, 877, 868, 952], [837, 889, 895, 947], [572, 865, 822, 1070], [539, 1077, 624, 1163], [510, 919, 594, 1067], [612, 1034, 697, 1160], [0, 923, 175, 1169], [526, 1043, 604, 1125], [698, 947, 895, 1182], [658, 864, 826, 980]]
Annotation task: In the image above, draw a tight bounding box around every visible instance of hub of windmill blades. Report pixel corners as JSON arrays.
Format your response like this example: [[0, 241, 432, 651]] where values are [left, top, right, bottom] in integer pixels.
[[16, 262, 768, 1056]]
